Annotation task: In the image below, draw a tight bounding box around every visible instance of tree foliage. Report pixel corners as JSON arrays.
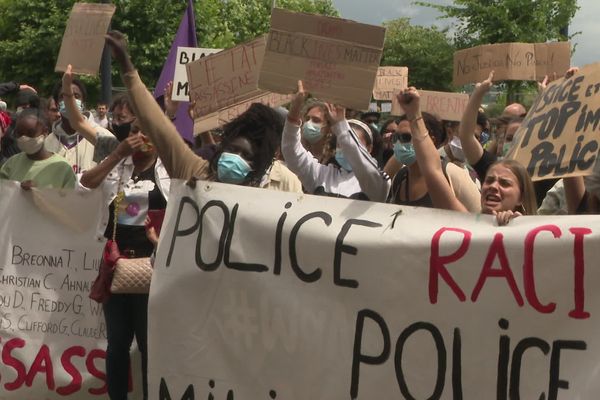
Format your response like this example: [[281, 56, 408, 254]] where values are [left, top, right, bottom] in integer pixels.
[[416, 0, 580, 101], [416, 0, 579, 48], [0, 0, 338, 104], [381, 18, 455, 91]]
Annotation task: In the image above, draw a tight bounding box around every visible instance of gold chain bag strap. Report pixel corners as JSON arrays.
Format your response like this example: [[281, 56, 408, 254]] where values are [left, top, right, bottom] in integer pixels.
[[110, 166, 153, 294]]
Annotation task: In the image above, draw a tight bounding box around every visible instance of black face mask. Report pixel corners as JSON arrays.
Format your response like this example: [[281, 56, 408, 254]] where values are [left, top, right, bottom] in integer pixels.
[[112, 122, 131, 142]]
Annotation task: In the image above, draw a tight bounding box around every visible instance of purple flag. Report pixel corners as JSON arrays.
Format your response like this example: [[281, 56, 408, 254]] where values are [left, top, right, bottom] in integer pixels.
[[153, 0, 197, 144]]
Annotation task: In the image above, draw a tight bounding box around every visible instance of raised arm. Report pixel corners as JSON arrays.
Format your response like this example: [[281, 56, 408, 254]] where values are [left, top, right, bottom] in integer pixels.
[[80, 135, 139, 189], [105, 31, 208, 180], [459, 71, 494, 165], [397, 88, 467, 212], [62, 64, 98, 145], [281, 81, 328, 193], [326, 104, 390, 202]]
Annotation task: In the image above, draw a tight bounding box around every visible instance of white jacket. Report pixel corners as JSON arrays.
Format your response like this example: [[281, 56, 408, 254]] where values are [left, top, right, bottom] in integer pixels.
[[281, 118, 390, 201]]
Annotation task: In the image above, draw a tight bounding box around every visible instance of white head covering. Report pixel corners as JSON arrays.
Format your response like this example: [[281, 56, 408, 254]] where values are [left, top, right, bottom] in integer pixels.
[[347, 119, 373, 141]]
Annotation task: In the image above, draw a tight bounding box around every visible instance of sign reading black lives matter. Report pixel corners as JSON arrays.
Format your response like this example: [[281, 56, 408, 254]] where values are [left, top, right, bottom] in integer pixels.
[[509, 62, 600, 180], [259, 8, 385, 111]]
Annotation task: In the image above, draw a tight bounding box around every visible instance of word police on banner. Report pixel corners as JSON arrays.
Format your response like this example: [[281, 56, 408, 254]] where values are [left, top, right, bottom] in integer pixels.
[[186, 36, 266, 117], [55, 3, 116, 75], [391, 90, 469, 121], [510, 62, 600, 180], [259, 8, 385, 111], [372, 67, 408, 101], [149, 180, 600, 400], [173, 47, 222, 101], [453, 42, 571, 87], [193, 91, 292, 135], [0, 181, 117, 399]]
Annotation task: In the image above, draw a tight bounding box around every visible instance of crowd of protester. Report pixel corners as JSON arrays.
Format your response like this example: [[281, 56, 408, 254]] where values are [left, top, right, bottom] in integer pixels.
[[1, 30, 599, 400]]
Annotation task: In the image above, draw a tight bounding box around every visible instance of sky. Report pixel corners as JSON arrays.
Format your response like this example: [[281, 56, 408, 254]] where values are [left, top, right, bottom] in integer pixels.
[[330, 0, 598, 67]]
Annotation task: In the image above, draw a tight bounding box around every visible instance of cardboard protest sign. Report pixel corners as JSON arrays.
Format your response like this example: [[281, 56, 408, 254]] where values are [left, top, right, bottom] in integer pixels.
[[391, 90, 469, 121], [173, 47, 222, 101], [509, 62, 600, 180], [193, 91, 292, 135], [381, 102, 392, 113], [453, 42, 571, 87], [149, 180, 600, 399], [372, 67, 408, 100], [186, 36, 266, 118], [55, 3, 116, 75], [0, 181, 143, 399], [259, 8, 385, 110]]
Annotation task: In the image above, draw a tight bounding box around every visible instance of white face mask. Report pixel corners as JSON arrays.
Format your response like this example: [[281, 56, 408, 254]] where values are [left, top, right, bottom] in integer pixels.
[[448, 136, 465, 162], [0, 100, 6, 111], [17, 135, 45, 155]]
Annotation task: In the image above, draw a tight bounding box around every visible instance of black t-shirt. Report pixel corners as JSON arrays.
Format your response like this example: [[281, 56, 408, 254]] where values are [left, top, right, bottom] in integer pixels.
[[104, 162, 167, 257], [389, 160, 449, 208]]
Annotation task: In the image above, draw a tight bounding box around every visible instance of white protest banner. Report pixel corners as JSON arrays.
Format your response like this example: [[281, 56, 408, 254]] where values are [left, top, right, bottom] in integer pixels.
[[0, 181, 143, 399], [55, 3, 116, 75], [193, 92, 292, 135], [149, 180, 600, 399], [259, 8, 385, 110], [391, 90, 470, 121], [373, 67, 408, 101], [509, 62, 600, 180], [173, 47, 222, 101], [453, 42, 571, 87], [187, 36, 266, 117]]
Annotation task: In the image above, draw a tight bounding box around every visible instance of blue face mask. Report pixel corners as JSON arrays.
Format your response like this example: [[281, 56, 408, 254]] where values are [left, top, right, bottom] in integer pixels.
[[59, 99, 84, 119], [302, 120, 323, 144], [335, 149, 353, 172], [217, 152, 252, 184], [393, 142, 417, 166]]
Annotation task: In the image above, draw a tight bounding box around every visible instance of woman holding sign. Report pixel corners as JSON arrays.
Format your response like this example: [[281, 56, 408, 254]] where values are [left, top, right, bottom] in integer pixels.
[[105, 31, 300, 192], [282, 80, 391, 201], [396, 87, 537, 225]]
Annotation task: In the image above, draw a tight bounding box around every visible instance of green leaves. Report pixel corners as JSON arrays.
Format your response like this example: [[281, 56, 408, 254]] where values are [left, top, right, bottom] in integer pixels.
[[382, 18, 456, 91], [0, 0, 338, 104]]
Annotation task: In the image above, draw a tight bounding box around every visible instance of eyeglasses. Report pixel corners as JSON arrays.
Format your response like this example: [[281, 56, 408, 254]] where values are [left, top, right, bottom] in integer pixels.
[[392, 132, 412, 143]]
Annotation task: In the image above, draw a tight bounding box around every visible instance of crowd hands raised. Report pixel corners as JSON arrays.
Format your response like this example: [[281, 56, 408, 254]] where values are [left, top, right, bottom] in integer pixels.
[[0, 33, 597, 228], [0, 29, 598, 399]]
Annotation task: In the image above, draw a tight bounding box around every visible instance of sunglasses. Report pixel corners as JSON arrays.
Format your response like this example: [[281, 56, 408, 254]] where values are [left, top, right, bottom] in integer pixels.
[[392, 132, 412, 143]]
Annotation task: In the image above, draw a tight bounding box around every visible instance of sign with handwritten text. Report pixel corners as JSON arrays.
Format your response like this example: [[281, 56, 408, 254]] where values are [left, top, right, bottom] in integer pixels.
[[259, 8, 385, 110], [391, 90, 469, 121], [509, 62, 600, 180], [186, 37, 266, 118], [373, 67, 408, 101], [149, 180, 600, 399], [453, 42, 571, 87], [193, 91, 292, 135], [0, 181, 144, 399], [173, 47, 222, 101], [55, 3, 116, 75]]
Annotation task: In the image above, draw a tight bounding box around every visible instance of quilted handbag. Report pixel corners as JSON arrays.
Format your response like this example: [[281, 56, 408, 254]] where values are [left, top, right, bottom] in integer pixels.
[[110, 257, 153, 294]]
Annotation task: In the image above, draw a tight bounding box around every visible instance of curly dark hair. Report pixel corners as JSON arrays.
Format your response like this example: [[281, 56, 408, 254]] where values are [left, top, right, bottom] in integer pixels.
[[210, 103, 282, 186], [52, 77, 88, 104]]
